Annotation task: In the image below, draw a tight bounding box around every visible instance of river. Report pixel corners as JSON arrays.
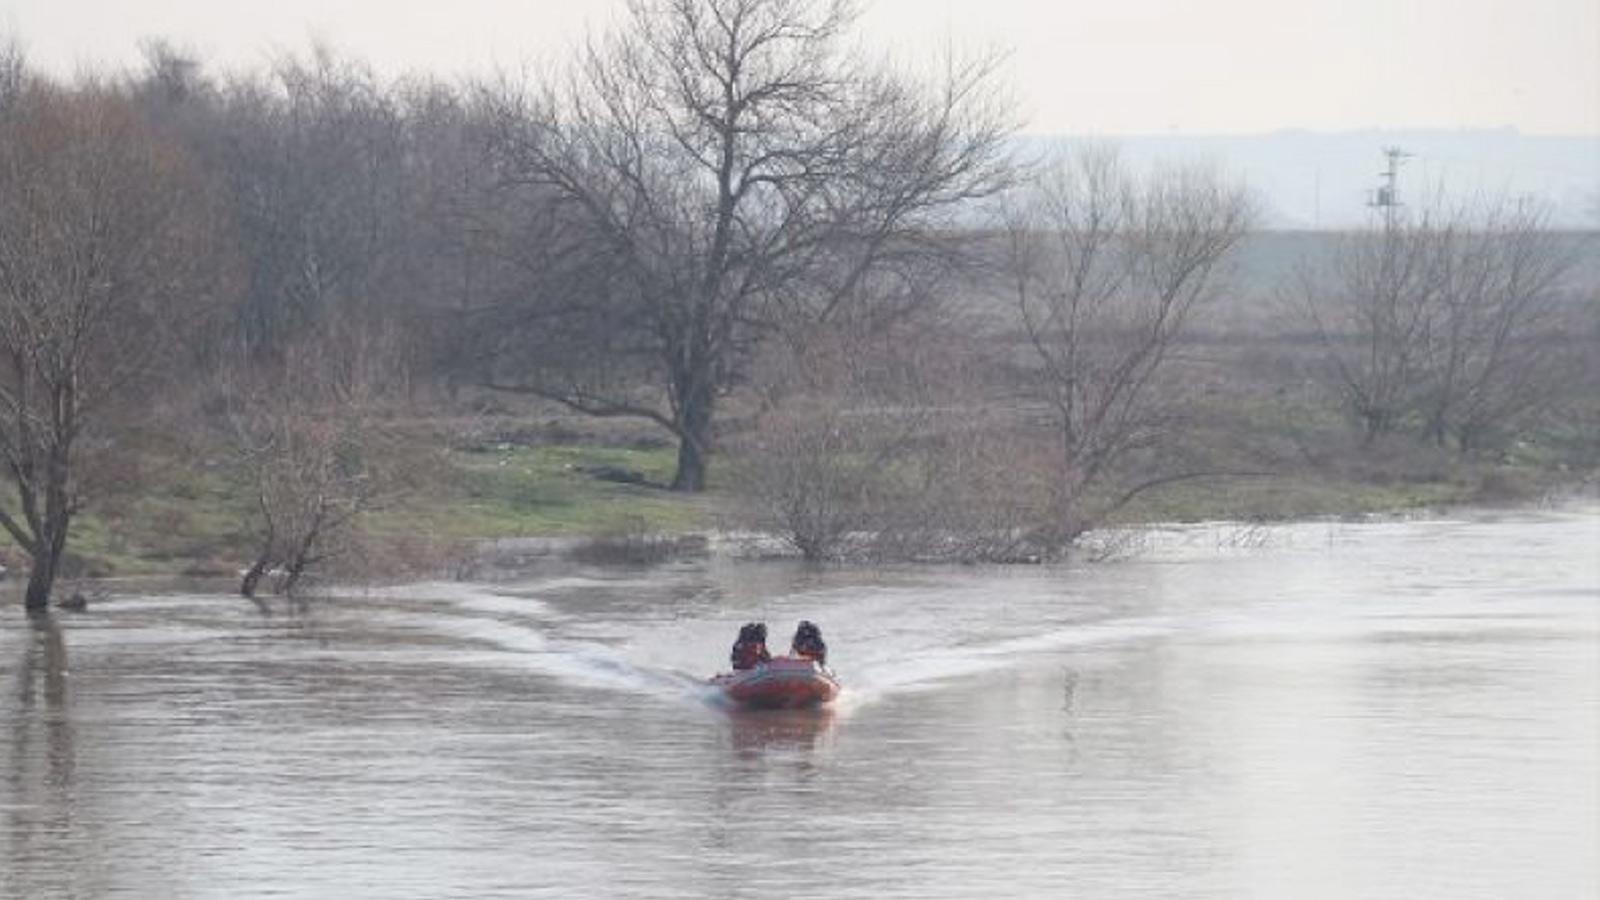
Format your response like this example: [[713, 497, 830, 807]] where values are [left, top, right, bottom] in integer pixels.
[[3, 506, 1597, 899]]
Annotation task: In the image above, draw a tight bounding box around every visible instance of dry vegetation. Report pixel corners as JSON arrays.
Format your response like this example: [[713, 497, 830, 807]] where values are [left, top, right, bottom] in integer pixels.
[[0, 4, 1595, 604]]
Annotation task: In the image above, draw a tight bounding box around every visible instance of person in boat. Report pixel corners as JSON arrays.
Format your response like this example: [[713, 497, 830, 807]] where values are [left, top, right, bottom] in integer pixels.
[[790, 620, 827, 666], [730, 622, 772, 671]]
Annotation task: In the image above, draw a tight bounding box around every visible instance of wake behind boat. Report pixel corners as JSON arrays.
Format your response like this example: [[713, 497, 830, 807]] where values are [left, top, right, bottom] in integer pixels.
[[710, 656, 841, 709]]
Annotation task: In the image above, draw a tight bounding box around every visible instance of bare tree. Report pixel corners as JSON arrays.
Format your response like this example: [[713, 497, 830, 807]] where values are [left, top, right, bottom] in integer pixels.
[[730, 317, 1034, 561], [1298, 197, 1583, 453], [225, 319, 408, 598], [1416, 202, 1582, 453], [731, 326, 933, 560], [0, 36, 25, 113], [1004, 147, 1254, 547], [1298, 206, 1459, 444], [0, 82, 216, 611], [204, 48, 411, 358], [478, 0, 1013, 491]]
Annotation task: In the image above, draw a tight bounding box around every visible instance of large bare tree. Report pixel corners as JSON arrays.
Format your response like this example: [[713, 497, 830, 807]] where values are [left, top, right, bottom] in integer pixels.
[[1298, 206, 1458, 444], [1004, 147, 1254, 546], [1415, 203, 1582, 452], [1298, 197, 1582, 452], [478, 0, 1013, 490], [0, 82, 216, 611]]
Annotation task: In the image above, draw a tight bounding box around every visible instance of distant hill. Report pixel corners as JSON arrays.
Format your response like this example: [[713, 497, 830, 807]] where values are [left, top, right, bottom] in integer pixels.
[[1027, 130, 1600, 230]]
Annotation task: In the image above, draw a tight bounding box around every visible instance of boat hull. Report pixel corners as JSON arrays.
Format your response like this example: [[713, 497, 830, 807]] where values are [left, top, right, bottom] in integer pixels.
[[710, 657, 840, 709]]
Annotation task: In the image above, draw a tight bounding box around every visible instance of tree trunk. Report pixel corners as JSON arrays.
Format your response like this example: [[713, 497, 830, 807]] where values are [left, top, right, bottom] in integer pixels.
[[240, 552, 271, 598], [670, 372, 716, 492], [671, 429, 709, 492], [1425, 417, 1448, 447], [282, 563, 306, 597], [1360, 410, 1388, 448], [23, 498, 71, 613], [24, 542, 61, 614]]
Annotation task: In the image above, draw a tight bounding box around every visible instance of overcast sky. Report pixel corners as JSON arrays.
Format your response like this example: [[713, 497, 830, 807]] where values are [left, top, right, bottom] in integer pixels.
[[2, 0, 1596, 134]]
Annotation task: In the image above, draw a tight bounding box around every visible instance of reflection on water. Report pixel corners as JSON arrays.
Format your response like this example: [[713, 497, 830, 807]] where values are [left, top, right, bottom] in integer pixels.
[[726, 707, 839, 756], [5, 615, 80, 900], [0, 507, 1597, 899]]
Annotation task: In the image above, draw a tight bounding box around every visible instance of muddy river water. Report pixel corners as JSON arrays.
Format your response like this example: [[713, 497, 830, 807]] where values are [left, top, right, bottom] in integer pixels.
[[3, 507, 1597, 898]]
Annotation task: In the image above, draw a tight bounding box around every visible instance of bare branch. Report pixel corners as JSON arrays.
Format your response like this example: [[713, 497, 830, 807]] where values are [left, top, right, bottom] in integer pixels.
[[474, 0, 1015, 491]]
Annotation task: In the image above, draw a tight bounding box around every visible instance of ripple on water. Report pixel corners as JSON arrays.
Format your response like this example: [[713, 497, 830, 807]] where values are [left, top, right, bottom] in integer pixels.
[[2, 509, 1597, 899]]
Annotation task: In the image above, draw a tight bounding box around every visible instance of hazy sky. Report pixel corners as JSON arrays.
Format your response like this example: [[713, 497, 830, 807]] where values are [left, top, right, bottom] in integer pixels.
[[3, 0, 1596, 134]]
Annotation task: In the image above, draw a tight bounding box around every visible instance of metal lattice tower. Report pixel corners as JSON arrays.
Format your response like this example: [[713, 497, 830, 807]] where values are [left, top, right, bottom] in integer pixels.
[[1369, 146, 1412, 229]]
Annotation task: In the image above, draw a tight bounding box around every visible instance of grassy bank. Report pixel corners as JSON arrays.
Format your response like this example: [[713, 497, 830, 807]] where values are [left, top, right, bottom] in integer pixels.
[[1109, 461, 1569, 526], [2, 403, 1590, 585], [1107, 375, 1597, 526], [2, 434, 713, 582]]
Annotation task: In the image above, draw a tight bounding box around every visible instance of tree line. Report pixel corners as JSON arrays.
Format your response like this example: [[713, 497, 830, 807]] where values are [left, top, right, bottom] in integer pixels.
[[1, 0, 1593, 610]]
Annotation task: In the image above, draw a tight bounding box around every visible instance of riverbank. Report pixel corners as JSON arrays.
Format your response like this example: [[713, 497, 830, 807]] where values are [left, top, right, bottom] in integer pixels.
[[15, 433, 710, 582], [6, 402, 1592, 590]]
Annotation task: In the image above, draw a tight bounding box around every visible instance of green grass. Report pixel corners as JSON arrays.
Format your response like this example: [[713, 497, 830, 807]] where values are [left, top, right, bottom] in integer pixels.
[[388, 444, 709, 539], [1088, 375, 1590, 526], [41, 462, 258, 578], [0, 440, 713, 581], [1109, 472, 1473, 525]]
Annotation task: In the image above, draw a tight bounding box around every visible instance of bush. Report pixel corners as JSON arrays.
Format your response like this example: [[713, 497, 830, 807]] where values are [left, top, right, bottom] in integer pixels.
[[567, 518, 708, 565]]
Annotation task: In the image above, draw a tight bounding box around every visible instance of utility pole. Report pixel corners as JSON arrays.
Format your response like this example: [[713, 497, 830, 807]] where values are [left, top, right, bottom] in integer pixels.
[[1369, 146, 1411, 230], [1368, 147, 1411, 330]]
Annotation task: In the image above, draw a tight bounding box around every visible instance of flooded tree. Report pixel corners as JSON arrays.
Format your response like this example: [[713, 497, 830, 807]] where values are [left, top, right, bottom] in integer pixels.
[[478, 0, 1013, 491], [0, 82, 216, 611], [1004, 147, 1254, 547], [731, 317, 1032, 562], [731, 324, 943, 561], [225, 319, 410, 598]]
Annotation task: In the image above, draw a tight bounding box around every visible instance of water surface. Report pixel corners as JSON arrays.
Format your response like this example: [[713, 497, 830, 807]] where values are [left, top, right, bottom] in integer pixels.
[[4, 508, 1597, 898]]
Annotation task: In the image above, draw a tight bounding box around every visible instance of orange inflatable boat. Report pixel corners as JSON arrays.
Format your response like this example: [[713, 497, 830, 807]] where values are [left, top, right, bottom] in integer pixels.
[[710, 656, 841, 709]]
